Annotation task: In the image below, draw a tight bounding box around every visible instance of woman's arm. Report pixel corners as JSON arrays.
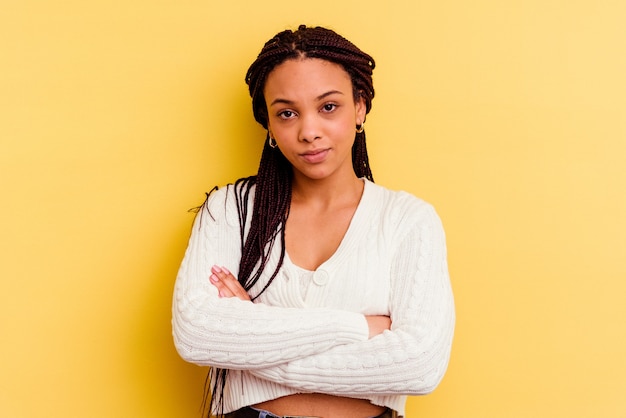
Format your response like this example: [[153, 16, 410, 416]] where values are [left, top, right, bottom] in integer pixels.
[[247, 205, 455, 396], [172, 187, 369, 369], [209, 265, 392, 338]]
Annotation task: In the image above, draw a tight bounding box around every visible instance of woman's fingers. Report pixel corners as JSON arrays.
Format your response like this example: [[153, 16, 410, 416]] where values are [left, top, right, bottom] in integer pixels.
[[209, 265, 251, 301], [365, 315, 392, 338]]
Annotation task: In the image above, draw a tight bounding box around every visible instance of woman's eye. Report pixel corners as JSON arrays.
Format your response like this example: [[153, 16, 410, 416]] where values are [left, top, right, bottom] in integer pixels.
[[321, 103, 337, 112], [278, 110, 296, 119]]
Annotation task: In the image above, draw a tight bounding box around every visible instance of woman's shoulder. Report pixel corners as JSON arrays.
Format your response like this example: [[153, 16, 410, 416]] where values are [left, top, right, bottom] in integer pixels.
[[206, 177, 256, 203], [360, 183, 443, 247], [363, 180, 444, 237], [365, 180, 436, 215], [199, 177, 257, 226]]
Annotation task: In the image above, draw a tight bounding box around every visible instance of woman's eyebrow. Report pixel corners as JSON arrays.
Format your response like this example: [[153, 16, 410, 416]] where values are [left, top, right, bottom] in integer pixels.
[[316, 90, 344, 101], [269, 98, 294, 107], [269, 90, 344, 107]]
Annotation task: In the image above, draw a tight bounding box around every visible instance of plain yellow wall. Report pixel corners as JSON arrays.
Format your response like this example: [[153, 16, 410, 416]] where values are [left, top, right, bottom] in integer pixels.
[[1, 1, 625, 417]]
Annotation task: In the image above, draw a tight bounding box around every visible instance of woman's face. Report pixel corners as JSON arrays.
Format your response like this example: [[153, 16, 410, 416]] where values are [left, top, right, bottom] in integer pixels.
[[264, 58, 366, 184]]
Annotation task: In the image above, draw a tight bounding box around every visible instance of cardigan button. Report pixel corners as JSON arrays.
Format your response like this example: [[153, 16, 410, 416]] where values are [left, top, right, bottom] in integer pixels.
[[312, 270, 329, 286]]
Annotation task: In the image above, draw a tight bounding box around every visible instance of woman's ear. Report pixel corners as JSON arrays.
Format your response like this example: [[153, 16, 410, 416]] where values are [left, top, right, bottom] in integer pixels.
[[267, 121, 273, 137], [355, 94, 367, 125]]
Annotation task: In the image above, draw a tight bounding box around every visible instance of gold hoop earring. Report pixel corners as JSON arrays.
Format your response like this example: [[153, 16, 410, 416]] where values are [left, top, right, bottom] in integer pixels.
[[268, 134, 277, 149], [356, 122, 365, 134]]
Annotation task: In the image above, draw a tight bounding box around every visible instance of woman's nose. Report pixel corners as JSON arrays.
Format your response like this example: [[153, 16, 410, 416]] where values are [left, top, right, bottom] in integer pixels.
[[298, 114, 321, 143]]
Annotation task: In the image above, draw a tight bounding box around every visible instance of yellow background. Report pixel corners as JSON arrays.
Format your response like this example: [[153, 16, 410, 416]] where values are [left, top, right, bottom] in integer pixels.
[[1, 1, 625, 417]]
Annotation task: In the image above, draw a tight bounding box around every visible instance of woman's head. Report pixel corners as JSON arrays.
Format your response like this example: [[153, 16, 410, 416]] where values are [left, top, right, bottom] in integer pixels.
[[246, 25, 376, 130]]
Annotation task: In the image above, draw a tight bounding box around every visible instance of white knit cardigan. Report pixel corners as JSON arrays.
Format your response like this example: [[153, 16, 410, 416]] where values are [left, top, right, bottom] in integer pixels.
[[172, 179, 455, 415]]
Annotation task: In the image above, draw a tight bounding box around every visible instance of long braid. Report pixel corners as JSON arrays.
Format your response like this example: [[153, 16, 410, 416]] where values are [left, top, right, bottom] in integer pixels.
[[206, 25, 376, 417], [353, 130, 374, 182], [237, 136, 292, 298]]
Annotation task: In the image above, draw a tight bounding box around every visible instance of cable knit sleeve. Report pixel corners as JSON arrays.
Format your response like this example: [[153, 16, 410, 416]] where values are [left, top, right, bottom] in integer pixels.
[[172, 186, 369, 369], [249, 202, 455, 396]]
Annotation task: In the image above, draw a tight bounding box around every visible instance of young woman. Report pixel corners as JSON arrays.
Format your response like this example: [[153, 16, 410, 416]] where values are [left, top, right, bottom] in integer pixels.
[[172, 25, 455, 418]]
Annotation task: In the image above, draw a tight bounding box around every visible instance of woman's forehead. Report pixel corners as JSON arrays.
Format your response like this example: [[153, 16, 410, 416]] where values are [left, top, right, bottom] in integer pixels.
[[264, 58, 352, 100]]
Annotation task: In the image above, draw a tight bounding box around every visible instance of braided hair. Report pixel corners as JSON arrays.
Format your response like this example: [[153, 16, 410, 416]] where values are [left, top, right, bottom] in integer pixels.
[[205, 25, 376, 417]]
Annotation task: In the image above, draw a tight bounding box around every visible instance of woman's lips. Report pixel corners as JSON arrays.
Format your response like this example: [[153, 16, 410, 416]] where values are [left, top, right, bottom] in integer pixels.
[[300, 148, 329, 163]]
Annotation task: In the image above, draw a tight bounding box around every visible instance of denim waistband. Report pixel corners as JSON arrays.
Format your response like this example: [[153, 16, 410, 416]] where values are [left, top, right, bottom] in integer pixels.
[[225, 406, 399, 418]]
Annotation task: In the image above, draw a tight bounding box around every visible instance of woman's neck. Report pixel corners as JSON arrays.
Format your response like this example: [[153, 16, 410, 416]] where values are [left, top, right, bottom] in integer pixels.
[[291, 173, 364, 208]]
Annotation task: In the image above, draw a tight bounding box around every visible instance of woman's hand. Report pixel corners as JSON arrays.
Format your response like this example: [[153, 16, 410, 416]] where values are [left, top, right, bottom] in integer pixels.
[[365, 315, 392, 338], [209, 265, 251, 301]]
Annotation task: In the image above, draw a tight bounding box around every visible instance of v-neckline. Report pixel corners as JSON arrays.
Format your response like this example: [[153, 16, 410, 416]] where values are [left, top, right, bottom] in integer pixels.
[[284, 178, 373, 272]]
